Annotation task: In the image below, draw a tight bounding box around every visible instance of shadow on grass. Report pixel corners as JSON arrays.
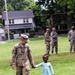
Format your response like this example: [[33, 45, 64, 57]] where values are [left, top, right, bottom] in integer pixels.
[[34, 52, 75, 64]]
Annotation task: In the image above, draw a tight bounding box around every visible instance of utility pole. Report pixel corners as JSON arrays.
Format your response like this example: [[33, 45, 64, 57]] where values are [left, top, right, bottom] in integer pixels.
[[4, 0, 10, 42]]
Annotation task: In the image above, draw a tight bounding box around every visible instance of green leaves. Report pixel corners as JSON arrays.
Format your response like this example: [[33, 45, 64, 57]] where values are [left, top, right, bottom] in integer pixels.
[[0, 22, 2, 28], [38, 0, 75, 14], [57, 0, 75, 15]]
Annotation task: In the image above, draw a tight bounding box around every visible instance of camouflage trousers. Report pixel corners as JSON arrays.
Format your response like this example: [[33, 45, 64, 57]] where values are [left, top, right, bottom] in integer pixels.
[[46, 42, 50, 54], [16, 66, 30, 75], [70, 40, 75, 52], [51, 42, 58, 54]]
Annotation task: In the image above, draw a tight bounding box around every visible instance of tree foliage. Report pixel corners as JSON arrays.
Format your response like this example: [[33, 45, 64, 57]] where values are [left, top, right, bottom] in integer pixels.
[[0, 0, 35, 14], [0, 0, 4, 14], [57, 0, 75, 15], [30, 3, 50, 30], [38, 0, 75, 14], [7, 0, 35, 10]]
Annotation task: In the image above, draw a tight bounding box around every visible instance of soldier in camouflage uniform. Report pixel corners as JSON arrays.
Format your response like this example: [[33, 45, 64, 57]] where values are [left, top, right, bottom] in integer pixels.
[[10, 34, 35, 75], [50, 28, 58, 54], [68, 26, 75, 53], [44, 28, 51, 55]]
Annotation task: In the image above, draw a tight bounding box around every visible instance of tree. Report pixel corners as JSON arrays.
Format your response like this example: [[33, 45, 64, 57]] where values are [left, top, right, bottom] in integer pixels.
[[2, 3, 14, 11], [38, 0, 56, 6], [0, 0, 4, 14], [37, 0, 57, 29], [30, 2, 50, 30], [57, 0, 75, 15], [8, 0, 35, 10], [38, 0, 75, 15], [37, 0, 75, 30], [0, 0, 35, 12], [0, 23, 2, 28]]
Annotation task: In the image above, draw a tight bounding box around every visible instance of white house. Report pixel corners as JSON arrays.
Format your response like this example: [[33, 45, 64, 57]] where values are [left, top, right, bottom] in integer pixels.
[[2, 9, 35, 37], [0, 28, 5, 40]]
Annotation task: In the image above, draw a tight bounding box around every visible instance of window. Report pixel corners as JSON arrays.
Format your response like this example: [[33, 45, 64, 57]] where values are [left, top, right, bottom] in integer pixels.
[[12, 19, 14, 24], [26, 18, 29, 23], [23, 18, 25, 23], [23, 18, 29, 23], [9, 19, 11, 24]]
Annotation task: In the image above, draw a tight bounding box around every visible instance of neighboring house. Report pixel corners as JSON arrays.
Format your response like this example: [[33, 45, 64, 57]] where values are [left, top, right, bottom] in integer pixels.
[[2, 9, 35, 37], [0, 28, 5, 41]]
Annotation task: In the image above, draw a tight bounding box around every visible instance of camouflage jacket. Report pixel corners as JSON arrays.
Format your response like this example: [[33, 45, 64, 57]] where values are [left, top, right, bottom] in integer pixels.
[[10, 43, 34, 69], [44, 32, 51, 44], [68, 30, 75, 41], [51, 31, 58, 43]]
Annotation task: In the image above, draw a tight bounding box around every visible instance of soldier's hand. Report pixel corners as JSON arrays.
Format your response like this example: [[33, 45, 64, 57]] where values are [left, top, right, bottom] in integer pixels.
[[11, 65, 15, 69], [32, 65, 36, 68]]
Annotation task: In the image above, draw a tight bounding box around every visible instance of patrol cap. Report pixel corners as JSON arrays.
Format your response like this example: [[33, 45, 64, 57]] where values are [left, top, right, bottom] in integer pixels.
[[52, 27, 56, 30], [71, 26, 75, 30], [20, 34, 30, 42]]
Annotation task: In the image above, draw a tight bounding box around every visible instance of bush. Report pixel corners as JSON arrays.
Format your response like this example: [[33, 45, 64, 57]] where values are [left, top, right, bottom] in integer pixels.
[[5, 32, 14, 40], [29, 29, 35, 37]]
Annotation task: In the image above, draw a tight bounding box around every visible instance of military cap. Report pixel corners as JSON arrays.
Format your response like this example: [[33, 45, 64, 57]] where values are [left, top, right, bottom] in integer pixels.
[[21, 34, 29, 42], [71, 26, 74, 29], [52, 27, 56, 30], [46, 28, 50, 31], [71, 26, 75, 30]]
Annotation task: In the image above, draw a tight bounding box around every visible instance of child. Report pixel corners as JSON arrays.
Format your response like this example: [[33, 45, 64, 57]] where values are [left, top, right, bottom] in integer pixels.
[[35, 54, 54, 75]]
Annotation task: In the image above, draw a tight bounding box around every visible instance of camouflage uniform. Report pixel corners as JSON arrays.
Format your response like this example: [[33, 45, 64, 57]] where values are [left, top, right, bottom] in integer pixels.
[[10, 43, 34, 75], [68, 30, 75, 52], [44, 32, 51, 54], [51, 31, 58, 54]]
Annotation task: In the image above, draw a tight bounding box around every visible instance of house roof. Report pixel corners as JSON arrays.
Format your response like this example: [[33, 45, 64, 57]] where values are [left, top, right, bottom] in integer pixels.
[[2, 9, 34, 19], [3, 23, 35, 30]]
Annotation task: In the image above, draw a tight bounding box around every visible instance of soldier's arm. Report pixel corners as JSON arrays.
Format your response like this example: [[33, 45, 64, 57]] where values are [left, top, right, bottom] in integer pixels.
[[51, 32, 58, 39], [68, 31, 71, 41], [10, 47, 16, 66], [53, 33, 58, 38], [46, 38, 51, 42], [27, 46, 35, 68], [44, 33, 47, 41], [51, 32, 55, 38], [56, 33, 58, 38]]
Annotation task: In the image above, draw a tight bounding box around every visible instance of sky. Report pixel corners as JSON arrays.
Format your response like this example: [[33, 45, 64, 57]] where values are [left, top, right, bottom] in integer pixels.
[[34, 0, 38, 2]]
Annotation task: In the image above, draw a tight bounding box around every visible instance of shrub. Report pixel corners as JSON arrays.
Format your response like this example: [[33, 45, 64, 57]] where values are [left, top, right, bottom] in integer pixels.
[[29, 29, 35, 37]]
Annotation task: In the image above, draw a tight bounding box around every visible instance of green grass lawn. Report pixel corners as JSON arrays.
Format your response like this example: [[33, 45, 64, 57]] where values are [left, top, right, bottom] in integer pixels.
[[0, 34, 75, 75]]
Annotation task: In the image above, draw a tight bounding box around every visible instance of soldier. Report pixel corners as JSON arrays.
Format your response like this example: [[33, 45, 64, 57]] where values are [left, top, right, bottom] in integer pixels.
[[44, 28, 51, 55], [50, 28, 58, 54], [10, 34, 35, 75], [68, 26, 75, 53]]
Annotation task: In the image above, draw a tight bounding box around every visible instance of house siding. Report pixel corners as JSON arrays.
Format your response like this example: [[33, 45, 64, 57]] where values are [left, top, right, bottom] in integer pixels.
[[5, 18, 33, 25], [29, 18, 33, 23], [14, 19, 23, 24]]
